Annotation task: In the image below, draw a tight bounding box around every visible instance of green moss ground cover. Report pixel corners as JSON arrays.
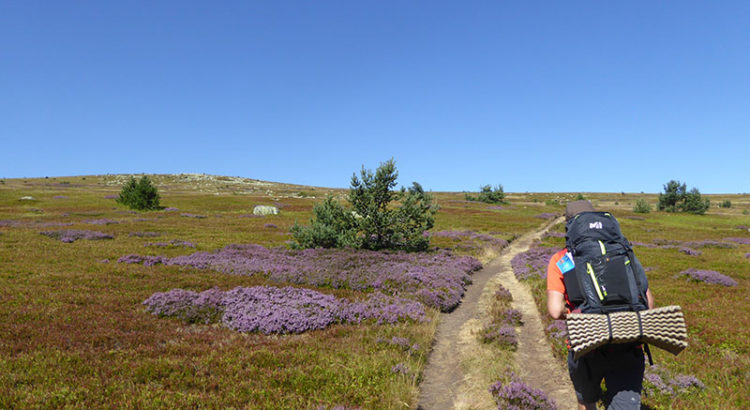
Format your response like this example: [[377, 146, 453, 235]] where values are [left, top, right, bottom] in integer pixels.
[[0, 175, 556, 409]]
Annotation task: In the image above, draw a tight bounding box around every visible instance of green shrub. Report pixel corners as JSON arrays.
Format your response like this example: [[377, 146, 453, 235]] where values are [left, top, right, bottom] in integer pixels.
[[291, 159, 439, 251], [657, 180, 710, 215], [465, 184, 505, 204], [116, 176, 161, 211], [633, 199, 651, 214], [720, 200, 732, 208], [575, 193, 585, 200]]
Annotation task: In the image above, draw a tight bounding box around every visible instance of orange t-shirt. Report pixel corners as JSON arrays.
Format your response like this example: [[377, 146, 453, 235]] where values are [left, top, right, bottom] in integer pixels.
[[547, 248, 572, 311]]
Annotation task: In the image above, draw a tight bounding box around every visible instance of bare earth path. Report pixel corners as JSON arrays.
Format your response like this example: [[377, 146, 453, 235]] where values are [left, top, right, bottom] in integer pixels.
[[418, 217, 576, 410]]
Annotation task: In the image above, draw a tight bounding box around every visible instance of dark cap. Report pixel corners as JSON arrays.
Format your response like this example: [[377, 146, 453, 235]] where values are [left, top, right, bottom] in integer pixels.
[[565, 200, 595, 221]]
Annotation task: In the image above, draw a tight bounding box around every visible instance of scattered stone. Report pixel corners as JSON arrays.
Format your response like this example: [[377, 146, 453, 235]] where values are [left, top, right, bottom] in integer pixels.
[[253, 205, 279, 216]]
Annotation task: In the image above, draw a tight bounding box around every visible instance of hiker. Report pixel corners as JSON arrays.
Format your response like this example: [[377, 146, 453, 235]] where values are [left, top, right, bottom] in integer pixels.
[[547, 200, 654, 410]]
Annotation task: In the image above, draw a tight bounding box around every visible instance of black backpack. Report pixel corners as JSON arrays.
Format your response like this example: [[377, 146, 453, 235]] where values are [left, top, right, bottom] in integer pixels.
[[563, 212, 649, 314]]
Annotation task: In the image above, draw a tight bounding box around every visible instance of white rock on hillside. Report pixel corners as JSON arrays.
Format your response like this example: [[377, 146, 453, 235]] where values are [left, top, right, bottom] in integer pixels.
[[253, 205, 279, 215]]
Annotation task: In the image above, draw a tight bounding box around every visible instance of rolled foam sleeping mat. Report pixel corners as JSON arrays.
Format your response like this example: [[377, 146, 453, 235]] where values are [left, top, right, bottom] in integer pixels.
[[566, 305, 688, 360]]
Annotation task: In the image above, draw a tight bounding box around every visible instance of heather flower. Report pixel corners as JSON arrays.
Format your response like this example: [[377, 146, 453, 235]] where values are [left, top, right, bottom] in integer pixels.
[[104, 195, 118, 199], [546, 320, 567, 340], [535, 213, 557, 220], [684, 239, 736, 249], [127, 245, 481, 312], [163, 207, 179, 212], [118, 254, 168, 266], [679, 268, 737, 287], [644, 371, 674, 396], [37, 222, 74, 227], [53, 195, 68, 199], [724, 237, 750, 245], [181, 213, 206, 218], [264, 223, 278, 229], [745, 253, 750, 259], [486, 205, 505, 210], [129, 231, 161, 238], [481, 325, 518, 349], [669, 374, 705, 391], [511, 243, 558, 280], [495, 286, 512, 301], [501, 309, 523, 326], [391, 363, 409, 375], [489, 380, 557, 410], [679, 247, 702, 256], [85, 218, 118, 225], [40, 229, 114, 242]]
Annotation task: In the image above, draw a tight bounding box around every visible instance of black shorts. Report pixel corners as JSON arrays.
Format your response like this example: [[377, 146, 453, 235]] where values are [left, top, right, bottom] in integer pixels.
[[567, 346, 645, 407]]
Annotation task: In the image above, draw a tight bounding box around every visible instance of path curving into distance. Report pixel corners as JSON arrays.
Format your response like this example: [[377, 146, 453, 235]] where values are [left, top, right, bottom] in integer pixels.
[[418, 217, 576, 410]]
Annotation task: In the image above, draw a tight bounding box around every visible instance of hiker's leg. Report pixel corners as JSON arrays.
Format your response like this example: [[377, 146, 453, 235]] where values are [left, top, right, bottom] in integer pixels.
[[568, 350, 604, 407], [604, 347, 645, 410]]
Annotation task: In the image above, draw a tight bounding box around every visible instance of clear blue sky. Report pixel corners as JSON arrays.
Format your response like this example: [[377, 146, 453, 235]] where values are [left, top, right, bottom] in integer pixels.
[[2, 1, 748, 193]]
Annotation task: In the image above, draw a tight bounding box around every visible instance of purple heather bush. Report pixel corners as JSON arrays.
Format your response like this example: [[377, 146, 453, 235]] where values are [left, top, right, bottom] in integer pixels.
[[684, 239, 736, 249], [679, 247, 702, 256], [482, 325, 518, 349], [724, 237, 750, 245], [546, 320, 567, 340], [104, 195, 118, 199], [511, 243, 559, 280], [486, 205, 505, 210], [643, 366, 705, 397], [129, 231, 161, 238], [746, 253, 750, 259], [181, 213, 206, 219], [40, 229, 114, 242], [53, 195, 68, 199], [118, 254, 168, 267], [535, 213, 557, 220], [163, 207, 179, 211], [37, 222, 74, 227], [85, 218, 118, 225], [390, 363, 409, 375], [264, 223, 278, 229], [127, 245, 481, 312], [495, 286, 513, 301], [144, 285, 428, 334], [678, 268, 737, 287], [489, 380, 557, 410], [502, 309, 523, 326]]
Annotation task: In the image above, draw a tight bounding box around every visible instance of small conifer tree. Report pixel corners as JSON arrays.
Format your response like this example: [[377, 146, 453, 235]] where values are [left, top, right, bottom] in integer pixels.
[[633, 199, 651, 214], [117, 176, 161, 210]]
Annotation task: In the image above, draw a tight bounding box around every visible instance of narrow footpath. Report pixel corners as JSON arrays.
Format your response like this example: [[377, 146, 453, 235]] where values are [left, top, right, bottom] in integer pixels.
[[418, 217, 576, 410]]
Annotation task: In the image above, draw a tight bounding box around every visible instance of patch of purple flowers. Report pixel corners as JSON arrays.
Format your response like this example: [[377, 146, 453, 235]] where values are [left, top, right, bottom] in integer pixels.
[[678, 268, 737, 287], [163, 207, 179, 212], [511, 243, 559, 280], [679, 247, 702, 256], [130, 231, 161, 238], [40, 229, 114, 242], [143, 285, 428, 334], [104, 195, 118, 199], [264, 223, 278, 229], [126, 245, 481, 312], [724, 237, 750, 245], [495, 286, 513, 301], [85, 218, 118, 225], [390, 363, 409, 375], [644, 366, 705, 397], [684, 240, 736, 249], [118, 254, 168, 267], [535, 213, 557, 220], [181, 213, 206, 219], [546, 320, 567, 340], [482, 325, 518, 349], [489, 380, 557, 410], [542, 231, 565, 239]]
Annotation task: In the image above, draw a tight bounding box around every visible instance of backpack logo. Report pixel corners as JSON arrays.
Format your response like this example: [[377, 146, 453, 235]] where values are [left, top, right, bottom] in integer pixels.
[[589, 221, 603, 229]]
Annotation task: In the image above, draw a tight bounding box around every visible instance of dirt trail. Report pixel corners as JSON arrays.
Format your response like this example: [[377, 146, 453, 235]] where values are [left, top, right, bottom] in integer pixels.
[[418, 217, 576, 410]]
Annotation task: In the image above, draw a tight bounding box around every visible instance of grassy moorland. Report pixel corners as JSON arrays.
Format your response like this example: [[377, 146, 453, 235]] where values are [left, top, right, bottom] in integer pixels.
[[515, 194, 750, 409], [0, 174, 560, 409]]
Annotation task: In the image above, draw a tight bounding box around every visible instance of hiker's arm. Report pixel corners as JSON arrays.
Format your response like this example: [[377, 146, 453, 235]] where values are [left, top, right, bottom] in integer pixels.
[[646, 288, 655, 309], [547, 290, 566, 319]]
